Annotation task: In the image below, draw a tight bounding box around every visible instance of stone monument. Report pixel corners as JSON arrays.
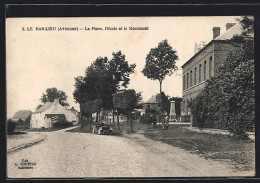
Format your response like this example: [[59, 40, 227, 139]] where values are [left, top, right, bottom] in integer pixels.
[[169, 101, 177, 122]]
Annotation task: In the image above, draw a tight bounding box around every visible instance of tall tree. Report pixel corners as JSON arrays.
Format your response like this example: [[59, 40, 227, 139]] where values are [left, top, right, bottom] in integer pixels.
[[40, 87, 69, 106], [142, 39, 178, 122], [73, 51, 136, 126]]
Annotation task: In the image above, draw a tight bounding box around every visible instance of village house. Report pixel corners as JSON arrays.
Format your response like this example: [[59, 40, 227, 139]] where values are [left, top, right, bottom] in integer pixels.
[[142, 94, 161, 115], [181, 23, 243, 122], [30, 99, 78, 129]]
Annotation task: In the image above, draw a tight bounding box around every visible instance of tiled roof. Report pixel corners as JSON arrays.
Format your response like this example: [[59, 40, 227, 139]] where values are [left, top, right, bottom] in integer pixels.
[[34, 102, 53, 113], [182, 23, 243, 68], [145, 94, 159, 104], [12, 110, 32, 120], [215, 23, 243, 40]]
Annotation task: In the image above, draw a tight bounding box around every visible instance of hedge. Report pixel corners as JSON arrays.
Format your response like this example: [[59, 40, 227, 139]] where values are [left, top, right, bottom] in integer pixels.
[[190, 40, 254, 139]]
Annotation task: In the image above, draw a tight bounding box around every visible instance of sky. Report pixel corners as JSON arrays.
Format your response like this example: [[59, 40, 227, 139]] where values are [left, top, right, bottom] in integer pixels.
[[6, 16, 240, 118]]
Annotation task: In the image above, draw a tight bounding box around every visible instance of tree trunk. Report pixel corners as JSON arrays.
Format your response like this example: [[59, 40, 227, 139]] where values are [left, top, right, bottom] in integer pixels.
[[126, 114, 129, 126], [117, 113, 120, 129], [98, 111, 101, 122], [159, 80, 163, 128], [96, 112, 98, 122], [89, 114, 92, 129], [112, 109, 115, 125], [80, 114, 84, 128], [129, 111, 133, 132]]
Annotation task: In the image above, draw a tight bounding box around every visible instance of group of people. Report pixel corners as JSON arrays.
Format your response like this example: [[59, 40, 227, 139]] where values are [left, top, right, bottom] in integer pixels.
[[151, 112, 170, 129]]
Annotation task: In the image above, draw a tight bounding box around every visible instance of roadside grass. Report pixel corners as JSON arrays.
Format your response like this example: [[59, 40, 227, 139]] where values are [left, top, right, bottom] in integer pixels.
[[67, 126, 92, 133], [141, 123, 254, 172], [66, 120, 254, 172]]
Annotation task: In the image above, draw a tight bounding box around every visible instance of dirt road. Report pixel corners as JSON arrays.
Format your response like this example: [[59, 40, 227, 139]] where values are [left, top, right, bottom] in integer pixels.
[[7, 127, 253, 178]]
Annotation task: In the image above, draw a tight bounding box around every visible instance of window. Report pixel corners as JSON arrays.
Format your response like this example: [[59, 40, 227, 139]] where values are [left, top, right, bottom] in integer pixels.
[[204, 60, 206, 80], [199, 64, 201, 83], [187, 73, 189, 89], [194, 67, 197, 85], [209, 56, 212, 77], [183, 75, 185, 90], [190, 70, 192, 87]]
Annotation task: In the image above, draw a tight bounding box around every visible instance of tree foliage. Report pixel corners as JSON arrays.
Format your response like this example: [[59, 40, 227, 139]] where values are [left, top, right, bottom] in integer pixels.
[[80, 99, 102, 116], [40, 87, 69, 106], [73, 51, 136, 110], [113, 89, 142, 131], [113, 89, 142, 113], [142, 39, 178, 92], [190, 16, 254, 139]]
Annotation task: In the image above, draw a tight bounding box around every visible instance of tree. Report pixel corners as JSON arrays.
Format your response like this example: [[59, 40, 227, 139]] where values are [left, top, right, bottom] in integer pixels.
[[80, 99, 102, 128], [40, 87, 69, 106], [113, 89, 142, 131], [142, 39, 178, 124], [73, 51, 136, 126]]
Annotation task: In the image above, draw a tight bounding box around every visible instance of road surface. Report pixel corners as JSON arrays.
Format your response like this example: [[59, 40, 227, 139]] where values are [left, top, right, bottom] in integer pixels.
[[7, 127, 253, 178]]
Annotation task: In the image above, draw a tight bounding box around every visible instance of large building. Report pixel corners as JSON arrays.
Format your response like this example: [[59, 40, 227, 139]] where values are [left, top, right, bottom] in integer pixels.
[[181, 23, 242, 121]]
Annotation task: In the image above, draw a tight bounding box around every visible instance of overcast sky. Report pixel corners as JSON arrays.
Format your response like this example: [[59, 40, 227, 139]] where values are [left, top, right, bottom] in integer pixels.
[[6, 16, 240, 118]]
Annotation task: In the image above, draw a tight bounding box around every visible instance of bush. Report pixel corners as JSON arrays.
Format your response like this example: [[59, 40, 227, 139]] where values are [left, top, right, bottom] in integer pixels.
[[190, 45, 254, 139], [7, 119, 16, 134], [53, 121, 73, 128], [139, 115, 155, 124]]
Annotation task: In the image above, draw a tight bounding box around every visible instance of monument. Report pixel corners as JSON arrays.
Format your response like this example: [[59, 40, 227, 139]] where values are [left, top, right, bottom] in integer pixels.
[[169, 101, 177, 122]]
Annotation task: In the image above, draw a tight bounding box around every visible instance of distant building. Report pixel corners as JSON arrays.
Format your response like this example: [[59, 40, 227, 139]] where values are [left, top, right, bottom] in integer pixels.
[[12, 110, 32, 121], [30, 99, 78, 129], [181, 22, 242, 121], [143, 94, 161, 112]]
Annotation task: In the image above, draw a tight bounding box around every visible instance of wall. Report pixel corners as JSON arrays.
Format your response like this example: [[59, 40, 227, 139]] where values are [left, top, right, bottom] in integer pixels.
[[213, 41, 238, 73], [182, 43, 214, 115]]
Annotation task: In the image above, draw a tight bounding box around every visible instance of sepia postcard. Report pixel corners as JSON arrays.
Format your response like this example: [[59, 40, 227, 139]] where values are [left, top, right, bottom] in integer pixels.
[[6, 16, 255, 178]]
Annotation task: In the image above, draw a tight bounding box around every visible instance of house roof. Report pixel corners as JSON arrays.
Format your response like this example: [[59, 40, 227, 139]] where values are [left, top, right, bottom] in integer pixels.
[[34, 102, 53, 113], [145, 94, 159, 104], [12, 110, 32, 120], [214, 23, 242, 40], [181, 23, 243, 68]]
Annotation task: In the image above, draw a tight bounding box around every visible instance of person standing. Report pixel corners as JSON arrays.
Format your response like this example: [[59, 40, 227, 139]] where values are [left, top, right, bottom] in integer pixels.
[[165, 114, 169, 129]]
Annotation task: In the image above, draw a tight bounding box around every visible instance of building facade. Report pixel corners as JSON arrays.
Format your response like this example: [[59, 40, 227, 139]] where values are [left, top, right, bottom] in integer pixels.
[[30, 99, 78, 129], [181, 23, 242, 121]]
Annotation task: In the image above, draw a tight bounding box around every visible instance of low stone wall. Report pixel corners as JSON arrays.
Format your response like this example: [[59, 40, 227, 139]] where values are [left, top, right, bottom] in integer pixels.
[[183, 127, 255, 141]]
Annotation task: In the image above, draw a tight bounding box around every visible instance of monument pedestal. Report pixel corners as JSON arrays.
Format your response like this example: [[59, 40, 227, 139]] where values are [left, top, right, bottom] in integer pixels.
[[169, 101, 177, 122]]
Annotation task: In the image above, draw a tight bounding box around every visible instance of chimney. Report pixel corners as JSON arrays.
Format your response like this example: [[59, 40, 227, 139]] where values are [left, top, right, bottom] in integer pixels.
[[226, 23, 236, 31], [213, 27, 221, 39]]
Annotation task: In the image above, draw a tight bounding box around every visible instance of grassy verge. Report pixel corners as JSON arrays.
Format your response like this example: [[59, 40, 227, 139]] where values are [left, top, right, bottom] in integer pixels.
[[142, 123, 254, 172], [28, 126, 73, 132], [66, 120, 255, 172]]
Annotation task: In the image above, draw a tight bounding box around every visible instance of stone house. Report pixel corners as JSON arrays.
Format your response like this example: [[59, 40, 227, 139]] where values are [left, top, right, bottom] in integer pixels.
[[181, 23, 243, 121], [143, 94, 161, 112], [30, 99, 78, 129]]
